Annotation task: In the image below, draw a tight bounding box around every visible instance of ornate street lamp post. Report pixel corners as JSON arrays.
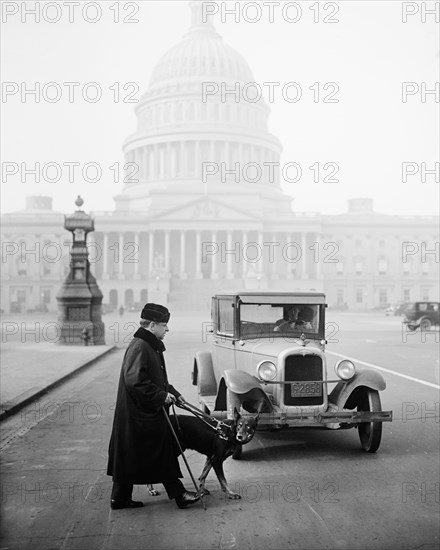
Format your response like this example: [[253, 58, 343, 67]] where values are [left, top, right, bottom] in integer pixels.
[[56, 196, 105, 344]]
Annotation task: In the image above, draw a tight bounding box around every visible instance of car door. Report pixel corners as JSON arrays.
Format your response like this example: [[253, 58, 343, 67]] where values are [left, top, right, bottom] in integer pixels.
[[212, 297, 237, 381]]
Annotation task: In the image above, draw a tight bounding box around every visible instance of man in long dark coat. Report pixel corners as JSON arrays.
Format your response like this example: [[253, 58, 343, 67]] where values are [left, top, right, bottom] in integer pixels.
[[107, 303, 200, 509]]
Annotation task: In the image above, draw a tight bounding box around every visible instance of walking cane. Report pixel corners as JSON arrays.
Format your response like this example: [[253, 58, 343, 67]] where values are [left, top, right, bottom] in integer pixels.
[[162, 406, 207, 510]]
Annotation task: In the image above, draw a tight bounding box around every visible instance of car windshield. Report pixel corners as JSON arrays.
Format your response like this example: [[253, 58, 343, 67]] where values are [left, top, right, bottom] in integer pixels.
[[239, 303, 321, 339]]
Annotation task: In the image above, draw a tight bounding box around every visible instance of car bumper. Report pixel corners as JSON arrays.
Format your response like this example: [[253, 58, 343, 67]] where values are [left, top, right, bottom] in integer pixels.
[[252, 409, 393, 428], [205, 404, 393, 428]]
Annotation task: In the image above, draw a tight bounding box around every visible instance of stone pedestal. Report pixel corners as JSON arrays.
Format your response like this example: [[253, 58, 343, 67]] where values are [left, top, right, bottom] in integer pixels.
[[56, 197, 105, 345]]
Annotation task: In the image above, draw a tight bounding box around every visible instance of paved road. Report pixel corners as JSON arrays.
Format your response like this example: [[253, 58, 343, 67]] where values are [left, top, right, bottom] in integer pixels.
[[0, 313, 438, 550]]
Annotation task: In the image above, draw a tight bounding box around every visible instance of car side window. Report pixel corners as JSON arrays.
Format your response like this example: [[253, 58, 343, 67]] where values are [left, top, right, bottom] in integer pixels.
[[419, 303, 427, 312], [217, 299, 235, 337]]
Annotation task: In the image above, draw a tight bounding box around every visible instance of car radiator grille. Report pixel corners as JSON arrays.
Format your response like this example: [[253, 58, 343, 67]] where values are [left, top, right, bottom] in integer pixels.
[[283, 354, 324, 406]]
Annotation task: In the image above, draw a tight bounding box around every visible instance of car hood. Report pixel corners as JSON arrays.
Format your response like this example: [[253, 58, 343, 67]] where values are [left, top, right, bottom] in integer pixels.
[[242, 337, 323, 358]]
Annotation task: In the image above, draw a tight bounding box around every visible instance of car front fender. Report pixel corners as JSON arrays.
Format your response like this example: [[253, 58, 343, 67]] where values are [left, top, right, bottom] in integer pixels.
[[328, 368, 387, 410], [193, 351, 217, 396], [214, 369, 273, 413]]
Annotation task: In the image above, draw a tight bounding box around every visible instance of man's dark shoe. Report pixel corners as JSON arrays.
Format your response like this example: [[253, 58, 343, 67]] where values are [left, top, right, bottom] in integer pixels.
[[175, 491, 200, 509], [110, 499, 144, 510]]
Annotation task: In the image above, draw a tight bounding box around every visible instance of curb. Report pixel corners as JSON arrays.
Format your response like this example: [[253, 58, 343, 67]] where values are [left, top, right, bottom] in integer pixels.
[[0, 346, 117, 421]]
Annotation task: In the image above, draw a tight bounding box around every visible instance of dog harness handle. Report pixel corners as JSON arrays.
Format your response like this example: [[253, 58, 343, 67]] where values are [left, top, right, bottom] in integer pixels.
[[175, 401, 230, 441]]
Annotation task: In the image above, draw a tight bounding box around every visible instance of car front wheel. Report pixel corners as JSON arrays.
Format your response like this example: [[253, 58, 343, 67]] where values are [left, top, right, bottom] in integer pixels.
[[420, 318, 432, 331], [357, 389, 382, 453]]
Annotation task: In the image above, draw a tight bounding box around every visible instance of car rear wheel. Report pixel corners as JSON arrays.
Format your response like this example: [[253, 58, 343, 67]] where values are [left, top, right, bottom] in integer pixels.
[[357, 389, 382, 453]]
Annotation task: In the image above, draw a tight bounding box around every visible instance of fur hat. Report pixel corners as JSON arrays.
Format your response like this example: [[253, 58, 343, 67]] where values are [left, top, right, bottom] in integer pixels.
[[140, 303, 170, 323]]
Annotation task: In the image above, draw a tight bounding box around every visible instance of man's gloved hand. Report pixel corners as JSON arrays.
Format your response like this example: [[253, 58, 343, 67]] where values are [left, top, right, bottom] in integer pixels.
[[164, 393, 177, 405], [177, 396, 186, 405]]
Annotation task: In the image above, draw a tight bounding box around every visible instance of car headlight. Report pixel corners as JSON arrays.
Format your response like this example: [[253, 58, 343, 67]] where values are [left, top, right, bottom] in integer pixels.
[[257, 360, 277, 381], [335, 359, 356, 381]]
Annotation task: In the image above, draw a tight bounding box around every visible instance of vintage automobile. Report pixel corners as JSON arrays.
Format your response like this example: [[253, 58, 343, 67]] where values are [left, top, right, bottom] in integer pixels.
[[393, 302, 411, 316], [403, 301, 440, 331], [192, 291, 392, 454]]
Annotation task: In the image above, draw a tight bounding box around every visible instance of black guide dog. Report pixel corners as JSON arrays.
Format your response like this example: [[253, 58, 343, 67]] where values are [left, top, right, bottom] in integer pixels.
[[170, 408, 258, 499]]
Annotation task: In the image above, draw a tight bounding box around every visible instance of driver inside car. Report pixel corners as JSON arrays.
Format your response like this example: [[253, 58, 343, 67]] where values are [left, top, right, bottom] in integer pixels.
[[274, 306, 314, 332]]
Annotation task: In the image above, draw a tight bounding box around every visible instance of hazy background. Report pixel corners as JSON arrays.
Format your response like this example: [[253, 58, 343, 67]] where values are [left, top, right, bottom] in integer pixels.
[[1, 0, 439, 215]]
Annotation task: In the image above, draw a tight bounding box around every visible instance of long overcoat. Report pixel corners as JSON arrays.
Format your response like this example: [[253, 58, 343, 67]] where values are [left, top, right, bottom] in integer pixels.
[[107, 327, 182, 484]]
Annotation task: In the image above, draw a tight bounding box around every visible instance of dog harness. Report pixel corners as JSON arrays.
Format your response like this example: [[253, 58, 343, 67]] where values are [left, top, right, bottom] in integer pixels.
[[174, 401, 230, 441]]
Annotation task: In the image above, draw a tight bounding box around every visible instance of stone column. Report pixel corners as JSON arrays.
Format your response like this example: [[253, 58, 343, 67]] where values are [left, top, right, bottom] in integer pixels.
[[315, 233, 321, 279], [195, 230, 202, 279], [134, 232, 140, 279], [144, 147, 148, 181], [180, 231, 187, 279], [102, 232, 109, 279], [301, 233, 308, 279], [148, 146, 153, 180], [171, 143, 176, 178], [118, 234, 124, 278], [258, 231, 264, 275], [148, 231, 154, 273], [226, 231, 235, 279], [271, 231, 278, 279], [153, 144, 159, 179], [195, 140, 200, 178], [137, 149, 143, 184], [211, 231, 218, 279], [242, 231, 248, 278], [165, 144, 171, 178], [164, 230, 170, 273], [286, 232, 294, 279], [159, 145, 165, 179], [181, 142, 185, 175]]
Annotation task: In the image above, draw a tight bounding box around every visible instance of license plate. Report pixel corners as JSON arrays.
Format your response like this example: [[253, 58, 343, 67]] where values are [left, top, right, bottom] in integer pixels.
[[291, 382, 322, 398]]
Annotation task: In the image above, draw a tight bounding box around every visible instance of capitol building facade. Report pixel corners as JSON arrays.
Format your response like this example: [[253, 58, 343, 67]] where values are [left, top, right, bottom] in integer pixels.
[[1, 2, 438, 314]]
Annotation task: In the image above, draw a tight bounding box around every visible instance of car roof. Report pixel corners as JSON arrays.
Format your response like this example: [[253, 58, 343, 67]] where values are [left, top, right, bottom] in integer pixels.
[[214, 290, 326, 297]]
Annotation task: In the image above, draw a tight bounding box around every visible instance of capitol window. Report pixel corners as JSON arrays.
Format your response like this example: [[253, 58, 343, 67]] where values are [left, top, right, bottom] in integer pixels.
[[354, 259, 363, 275], [377, 258, 387, 275], [379, 289, 388, 306]]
